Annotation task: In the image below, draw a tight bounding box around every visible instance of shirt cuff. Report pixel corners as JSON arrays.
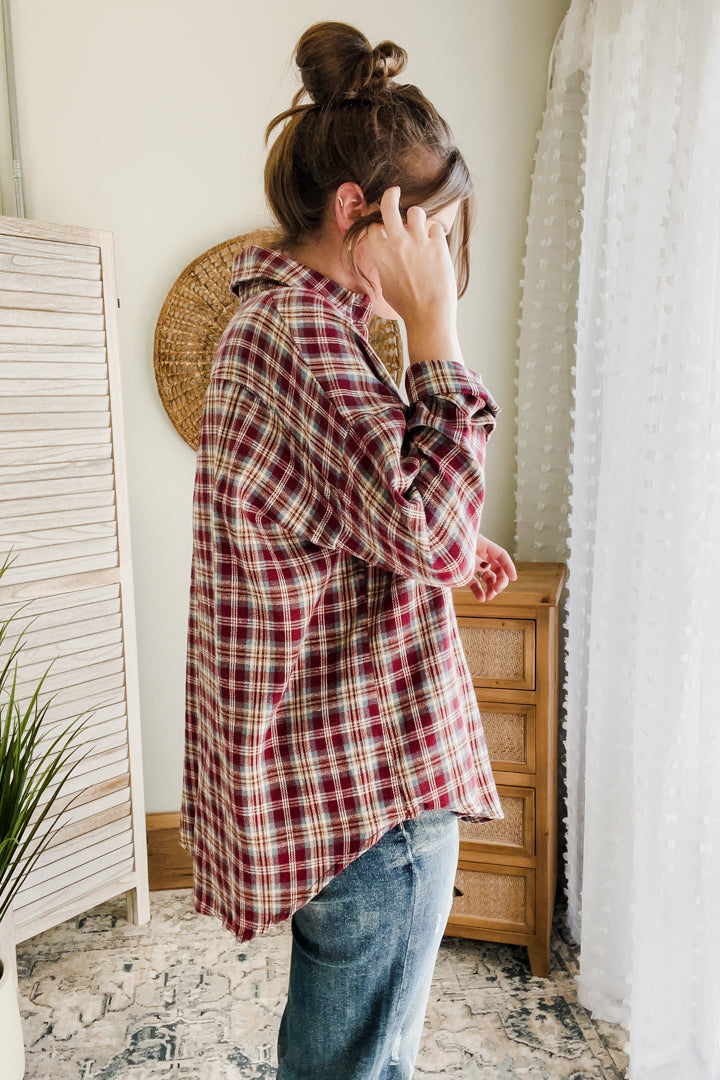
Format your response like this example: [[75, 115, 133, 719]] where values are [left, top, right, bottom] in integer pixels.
[[404, 359, 500, 422]]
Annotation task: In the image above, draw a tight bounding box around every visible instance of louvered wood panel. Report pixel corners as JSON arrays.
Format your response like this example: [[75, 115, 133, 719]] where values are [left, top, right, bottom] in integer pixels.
[[0, 216, 149, 944]]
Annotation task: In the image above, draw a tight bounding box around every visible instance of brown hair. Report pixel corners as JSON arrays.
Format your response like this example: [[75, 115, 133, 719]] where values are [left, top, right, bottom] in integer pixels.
[[264, 22, 475, 296]]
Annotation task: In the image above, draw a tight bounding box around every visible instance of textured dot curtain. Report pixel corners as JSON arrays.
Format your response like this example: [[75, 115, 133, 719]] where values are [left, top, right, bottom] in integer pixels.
[[515, 1, 720, 1077]]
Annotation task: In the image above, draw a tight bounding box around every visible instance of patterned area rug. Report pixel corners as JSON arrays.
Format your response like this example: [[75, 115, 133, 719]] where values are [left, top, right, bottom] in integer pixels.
[[16, 890, 629, 1079]]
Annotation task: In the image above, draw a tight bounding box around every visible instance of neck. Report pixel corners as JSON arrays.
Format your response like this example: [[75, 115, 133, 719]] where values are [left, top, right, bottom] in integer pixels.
[[289, 236, 401, 319], [288, 233, 367, 297], [286, 224, 399, 320]]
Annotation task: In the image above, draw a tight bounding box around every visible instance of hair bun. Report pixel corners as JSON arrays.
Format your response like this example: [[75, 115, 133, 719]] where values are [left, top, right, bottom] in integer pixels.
[[370, 41, 407, 85], [294, 22, 407, 105]]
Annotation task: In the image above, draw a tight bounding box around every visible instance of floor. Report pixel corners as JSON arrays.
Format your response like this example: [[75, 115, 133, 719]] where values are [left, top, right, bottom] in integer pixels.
[[16, 889, 629, 1079]]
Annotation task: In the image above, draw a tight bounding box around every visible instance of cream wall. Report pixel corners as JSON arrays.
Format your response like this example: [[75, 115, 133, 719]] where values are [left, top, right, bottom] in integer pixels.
[[0, 0, 569, 811]]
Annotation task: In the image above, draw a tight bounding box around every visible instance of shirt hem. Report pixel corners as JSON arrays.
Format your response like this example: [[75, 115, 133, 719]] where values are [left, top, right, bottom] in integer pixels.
[[185, 794, 503, 943]]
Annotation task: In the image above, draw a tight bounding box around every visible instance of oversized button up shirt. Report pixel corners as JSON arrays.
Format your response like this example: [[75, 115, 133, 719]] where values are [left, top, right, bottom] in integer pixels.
[[180, 245, 504, 942]]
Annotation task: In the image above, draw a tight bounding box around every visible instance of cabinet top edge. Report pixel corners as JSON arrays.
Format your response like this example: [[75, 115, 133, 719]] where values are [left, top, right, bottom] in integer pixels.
[[453, 561, 566, 613]]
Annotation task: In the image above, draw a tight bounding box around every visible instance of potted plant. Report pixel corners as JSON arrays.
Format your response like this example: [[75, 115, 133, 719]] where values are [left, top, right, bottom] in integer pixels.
[[0, 556, 87, 1080]]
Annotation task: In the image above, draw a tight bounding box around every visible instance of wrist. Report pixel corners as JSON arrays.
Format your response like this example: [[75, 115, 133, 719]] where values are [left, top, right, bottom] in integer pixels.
[[406, 328, 463, 366]]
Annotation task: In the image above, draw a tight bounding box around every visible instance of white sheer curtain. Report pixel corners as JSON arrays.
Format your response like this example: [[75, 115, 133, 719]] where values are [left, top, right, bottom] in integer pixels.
[[516, 2, 720, 1077]]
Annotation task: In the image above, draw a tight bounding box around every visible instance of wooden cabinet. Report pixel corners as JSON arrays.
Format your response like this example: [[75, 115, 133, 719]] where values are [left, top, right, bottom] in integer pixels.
[[446, 562, 565, 977]]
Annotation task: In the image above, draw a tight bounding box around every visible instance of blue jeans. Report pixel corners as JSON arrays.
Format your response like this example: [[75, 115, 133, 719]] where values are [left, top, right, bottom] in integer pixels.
[[276, 810, 459, 1080]]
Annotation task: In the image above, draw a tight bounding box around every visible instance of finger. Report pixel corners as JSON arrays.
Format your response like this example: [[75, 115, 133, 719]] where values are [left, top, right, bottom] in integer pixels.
[[469, 576, 487, 603], [379, 186, 405, 240], [405, 204, 427, 239], [366, 220, 388, 246], [478, 567, 497, 594], [482, 581, 499, 602], [426, 219, 446, 242], [480, 543, 517, 583], [499, 551, 518, 580], [493, 570, 509, 596], [486, 577, 505, 601]]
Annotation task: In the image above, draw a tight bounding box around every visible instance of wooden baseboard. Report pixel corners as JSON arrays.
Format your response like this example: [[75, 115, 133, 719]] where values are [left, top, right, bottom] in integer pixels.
[[146, 812, 194, 891]]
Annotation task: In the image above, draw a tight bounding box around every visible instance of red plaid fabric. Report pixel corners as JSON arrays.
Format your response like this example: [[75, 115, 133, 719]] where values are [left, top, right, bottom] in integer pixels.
[[180, 246, 504, 941]]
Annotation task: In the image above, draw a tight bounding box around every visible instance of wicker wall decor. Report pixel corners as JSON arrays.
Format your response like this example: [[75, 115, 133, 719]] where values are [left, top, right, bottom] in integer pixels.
[[367, 315, 404, 387], [154, 229, 404, 451]]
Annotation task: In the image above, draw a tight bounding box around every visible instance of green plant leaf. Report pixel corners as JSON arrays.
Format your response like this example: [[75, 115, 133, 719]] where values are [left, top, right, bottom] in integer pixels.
[[0, 553, 92, 922]]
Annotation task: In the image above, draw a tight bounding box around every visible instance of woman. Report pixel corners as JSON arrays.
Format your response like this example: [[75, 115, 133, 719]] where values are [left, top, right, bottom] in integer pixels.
[[181, 20, 516, 1080]]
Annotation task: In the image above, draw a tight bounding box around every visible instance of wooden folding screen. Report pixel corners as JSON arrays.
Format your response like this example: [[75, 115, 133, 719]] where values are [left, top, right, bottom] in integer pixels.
[[0, 215, 149, 941]]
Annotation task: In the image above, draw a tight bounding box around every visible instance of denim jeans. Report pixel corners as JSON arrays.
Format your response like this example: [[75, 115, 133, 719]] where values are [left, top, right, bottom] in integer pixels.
[[276, 810, 459, 1080]]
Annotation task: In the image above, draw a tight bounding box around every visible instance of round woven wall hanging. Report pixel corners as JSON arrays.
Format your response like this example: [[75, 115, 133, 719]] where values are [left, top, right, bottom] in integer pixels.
[[154, 229, 404, 451]]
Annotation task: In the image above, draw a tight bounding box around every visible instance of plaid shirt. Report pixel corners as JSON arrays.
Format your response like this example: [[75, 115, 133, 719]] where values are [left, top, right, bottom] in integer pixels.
[[180, 245, 504, 942]]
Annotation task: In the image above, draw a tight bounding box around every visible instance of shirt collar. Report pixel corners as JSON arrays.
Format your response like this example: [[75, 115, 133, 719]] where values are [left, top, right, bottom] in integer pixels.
[[231, 245, 373, 330]]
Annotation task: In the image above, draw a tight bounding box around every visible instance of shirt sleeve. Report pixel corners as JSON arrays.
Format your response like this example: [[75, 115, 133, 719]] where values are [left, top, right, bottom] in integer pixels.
[[337, 357, 497, 586], [209, 327, 498, 590]]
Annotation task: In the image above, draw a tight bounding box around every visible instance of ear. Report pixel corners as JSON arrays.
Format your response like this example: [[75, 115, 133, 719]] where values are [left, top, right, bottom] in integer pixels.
[[333, 182, 368, 234]]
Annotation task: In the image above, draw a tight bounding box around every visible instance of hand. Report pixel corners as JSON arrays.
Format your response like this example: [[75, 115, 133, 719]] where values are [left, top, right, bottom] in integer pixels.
[[469, 536, 517, 603], [366, 187, 462, 364]]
